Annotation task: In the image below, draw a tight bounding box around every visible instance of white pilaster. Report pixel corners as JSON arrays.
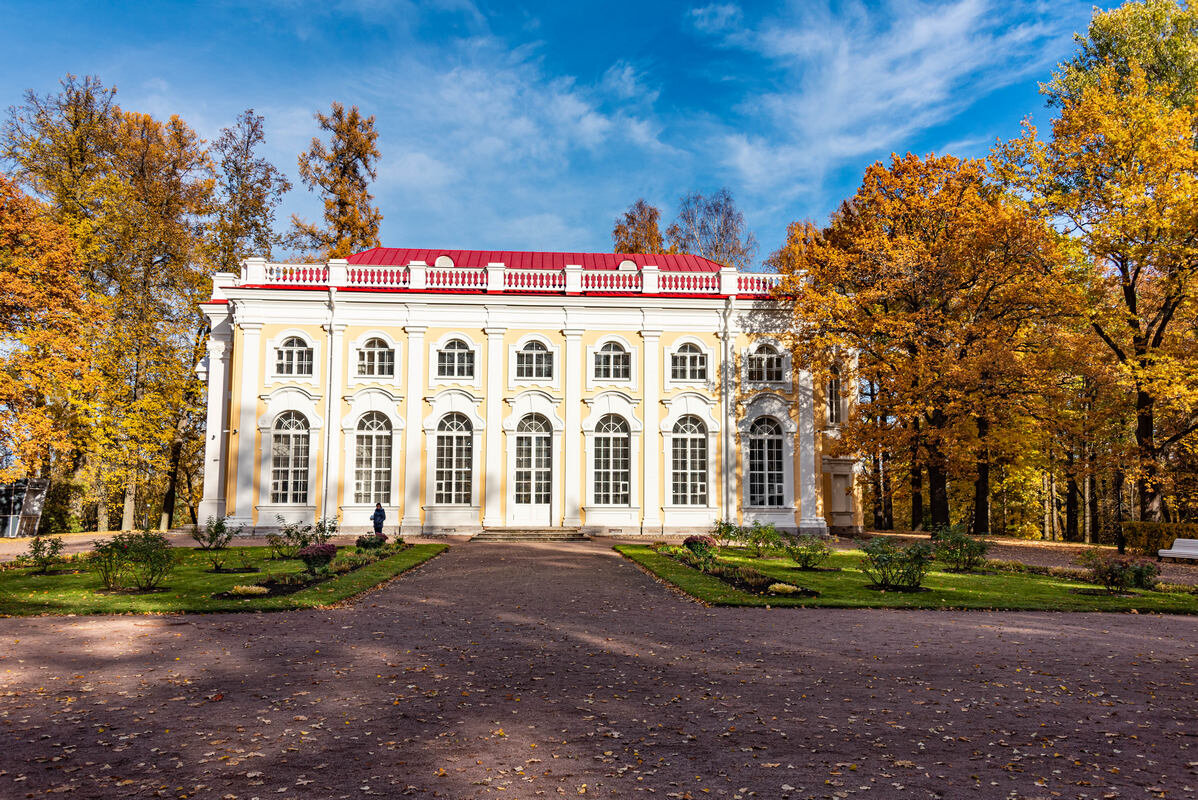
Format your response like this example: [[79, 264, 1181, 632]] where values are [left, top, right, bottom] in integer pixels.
[[641, 327, 662, 534], [563, 327, 584, 527], [401, 325, 427, 534], [232, 318, 263, 526], [797, 369, 828, 535], [717, 314, 735, 521], [321, 321, 348, 521], [198, 330, 231, 522], [482, 326, 506, 527]]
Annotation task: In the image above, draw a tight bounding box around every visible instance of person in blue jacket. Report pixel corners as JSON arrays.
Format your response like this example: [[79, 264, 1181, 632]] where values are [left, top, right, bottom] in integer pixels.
[[371, 503, 386, 535]]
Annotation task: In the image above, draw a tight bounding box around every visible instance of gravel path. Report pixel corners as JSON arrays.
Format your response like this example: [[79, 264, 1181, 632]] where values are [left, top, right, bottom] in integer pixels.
[[2, 540, 1196, 799]]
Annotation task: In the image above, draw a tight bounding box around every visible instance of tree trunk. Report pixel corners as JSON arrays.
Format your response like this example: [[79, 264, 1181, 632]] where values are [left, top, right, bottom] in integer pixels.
[[1049, 470, 1061, 541], [1135, 391, 1163, 521], [1083, 473, 1093, 544], [1114, 468, 1126, 553], [96, 475, 109, 533], [972, 417, 990, 536], [120, 477, 135, 531], [159, 438, 183, 531], [1042, 472, 1051, 541], [1065, 450, 1079, 542], [927, 461, 950, 532], [881, 451, 894, 530], [910, 461, 924, 531]]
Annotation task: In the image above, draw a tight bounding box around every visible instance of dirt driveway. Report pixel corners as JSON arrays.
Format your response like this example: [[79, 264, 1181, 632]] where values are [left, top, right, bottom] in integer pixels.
[[1, 540, 1195, 799]]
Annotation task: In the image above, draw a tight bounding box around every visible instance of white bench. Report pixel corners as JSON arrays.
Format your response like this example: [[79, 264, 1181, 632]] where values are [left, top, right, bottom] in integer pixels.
[[1158, 538, 1198, 561]]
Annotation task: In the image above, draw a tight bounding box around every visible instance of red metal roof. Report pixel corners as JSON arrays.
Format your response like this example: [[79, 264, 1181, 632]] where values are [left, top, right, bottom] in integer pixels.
[[348, 247, 724, 273]]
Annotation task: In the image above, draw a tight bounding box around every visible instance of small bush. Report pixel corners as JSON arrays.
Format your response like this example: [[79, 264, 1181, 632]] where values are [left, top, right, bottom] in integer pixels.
[[207, 548, 228, 572], [276, 516, 316, 558], [745, 521, 782, 558], [1121, 521, 1198, 557], [193, 516, 240, 550], [356, 532, 388, 550], [229, 584, 269, 596], [934, 526, 989, 572], [25, 533, 64, 574], [1077, 549, 1160, 592], [266, 533, 287, 560], [92, 531, 177, 591], [313, 516, 339, 544], [683, 534, 717, 560], [298, 543, 338, 573], [90, 538, 129, 589], [710, 519, 743, 550], [860, 538, 934, 590], [235, 549, 256, 572], [769, 582, 801, 594], [784, 535, 832, 569], [332, 551, 375, 573]]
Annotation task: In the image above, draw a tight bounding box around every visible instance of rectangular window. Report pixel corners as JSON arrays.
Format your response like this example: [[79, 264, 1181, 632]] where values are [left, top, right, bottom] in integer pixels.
[[435, 433, 472, 503], [358, 348, 395, 377], [437, 348, 474, 378], [354, 434, 392, 503], [670, 352, 707, 381], [748, 438, 784, 507], [516, 350, 553, 379]]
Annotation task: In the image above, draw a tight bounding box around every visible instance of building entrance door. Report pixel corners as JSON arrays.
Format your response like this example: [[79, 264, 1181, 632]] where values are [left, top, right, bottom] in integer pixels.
[[513, 414, 552, 526]]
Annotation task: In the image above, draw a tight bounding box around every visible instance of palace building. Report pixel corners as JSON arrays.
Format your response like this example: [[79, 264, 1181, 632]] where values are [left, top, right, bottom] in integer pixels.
[[196, 248, 861, 536]]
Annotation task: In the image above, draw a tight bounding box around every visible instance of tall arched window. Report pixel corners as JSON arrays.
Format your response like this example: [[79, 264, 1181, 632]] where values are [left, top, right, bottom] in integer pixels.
[[354, 412, 392, 504], [514, 414, 552, 505], [671, 415, 708, 505], [435, 413, 473, 504], [593, 414, 631, 505], [747, 416, 784, 507], [746, 343, 784, 383], [516, 340, 553, 379], [276, 337, 314, 376], [357, 338, 395, 377], [594, 342, 630, 380], [671, 343, 707, 381], [827, 365, 843, 425], [270, 411, 310, 504], [437, 339, 474, 379]]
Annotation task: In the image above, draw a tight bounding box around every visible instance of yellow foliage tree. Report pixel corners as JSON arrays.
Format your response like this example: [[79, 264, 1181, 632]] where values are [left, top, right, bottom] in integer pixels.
[[612, 199, 668, 254]]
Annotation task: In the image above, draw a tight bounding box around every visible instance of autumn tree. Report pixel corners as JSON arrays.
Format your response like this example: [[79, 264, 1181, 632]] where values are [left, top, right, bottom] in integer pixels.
[[288, 102, 382, 259], [612, 198, 667, 253], [776, 154, 1071, 531], [666, 188, 757, 269], [210, 109, 291, 271], [999, 64, 1198, 522], [0, 175, 97, 482]]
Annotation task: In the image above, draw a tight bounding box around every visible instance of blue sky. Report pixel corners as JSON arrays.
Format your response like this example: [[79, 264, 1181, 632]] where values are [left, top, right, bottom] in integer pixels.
[[1, 0, 1115, 266]]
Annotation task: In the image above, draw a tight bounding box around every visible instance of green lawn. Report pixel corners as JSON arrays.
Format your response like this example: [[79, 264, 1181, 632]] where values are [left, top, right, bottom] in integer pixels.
[[617, 545, 1198, 613], [0, 544, 446, 616]]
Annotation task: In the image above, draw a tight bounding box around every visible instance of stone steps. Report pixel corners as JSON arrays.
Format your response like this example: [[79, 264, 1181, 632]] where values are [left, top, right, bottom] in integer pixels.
[[473, 528, 587, 542]]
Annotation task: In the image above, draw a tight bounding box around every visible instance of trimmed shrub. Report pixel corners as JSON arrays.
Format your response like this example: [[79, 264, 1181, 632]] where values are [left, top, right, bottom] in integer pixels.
[[860, 538, 934, 590], [1121, 521, 1198, 557], [356, 532, 388, 550], [193, 516, 240, 550], [684, 534, 717, 558], [25, 533, 64, 574], [298, 543, 338, 573], [230, 584, 269, 596], [784, 535, 832, 569], [745, 521, 782, 558], [1077, 549, 1160, 592], [710, 519, 743, 550], [934, 527, 989, 572]]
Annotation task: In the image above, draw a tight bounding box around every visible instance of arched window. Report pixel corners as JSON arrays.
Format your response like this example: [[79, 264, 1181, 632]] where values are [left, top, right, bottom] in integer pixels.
[[437, 339, 474, 379], [593, 414, 631, 505], [276, 337, 313, 376], [594, 341, 631, 380], [354, 412, 392, 504], [827, 365, 843, 425], [747, 416, 784, 507], [357, 338, 395, 377], [514, 414, 552, 505], [435, 413, 472, 504], [671, 343, 707, 381], [270, 411, 310, 504], [671, 415, 708, 505], [746, 343, 784, 383], [516, 340, 553, 379]]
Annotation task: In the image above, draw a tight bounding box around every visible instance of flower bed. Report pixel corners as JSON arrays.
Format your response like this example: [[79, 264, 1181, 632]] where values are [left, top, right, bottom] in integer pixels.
[[655, 543, 818, 598], [215, 540, 410, 599]]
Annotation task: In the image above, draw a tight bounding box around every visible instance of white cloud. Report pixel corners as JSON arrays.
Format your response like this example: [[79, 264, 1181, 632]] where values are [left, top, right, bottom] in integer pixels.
[[688, 3, 742, 33], [602, 61, 660, 105]]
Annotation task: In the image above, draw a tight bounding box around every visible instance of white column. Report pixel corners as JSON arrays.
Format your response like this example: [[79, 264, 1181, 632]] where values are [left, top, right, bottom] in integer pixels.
[[482, 326, 506, 528], [232, 319, 263, 527], [321, 322, 347, 521], [797, 370, 828, 535], [401, 325, 427, 534], [198, 331, 231, 522], [563, 327, 584, 527], [641, 328, 662, 534], [717, 322, 734, 521]]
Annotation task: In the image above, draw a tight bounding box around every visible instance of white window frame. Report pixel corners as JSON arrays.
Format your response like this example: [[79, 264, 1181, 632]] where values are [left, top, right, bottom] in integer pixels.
[[581, 391, 642, 527], [742, 338, 792, 392], [264, 329, 321, 388], [339, 388, 404, 516], [502, 390, 565, 526], [586, 334, 639, 391], [826, 366, 844, 427], [737, 393, 798, 528], [665, 337, 714, 389], [349, 330, 401, 387], [255, 386, 324, 524], [507, 333, 561, 391], [429, 332, 482, 389], [422, 389, 485, 528], [660, 392, 721, 527]]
